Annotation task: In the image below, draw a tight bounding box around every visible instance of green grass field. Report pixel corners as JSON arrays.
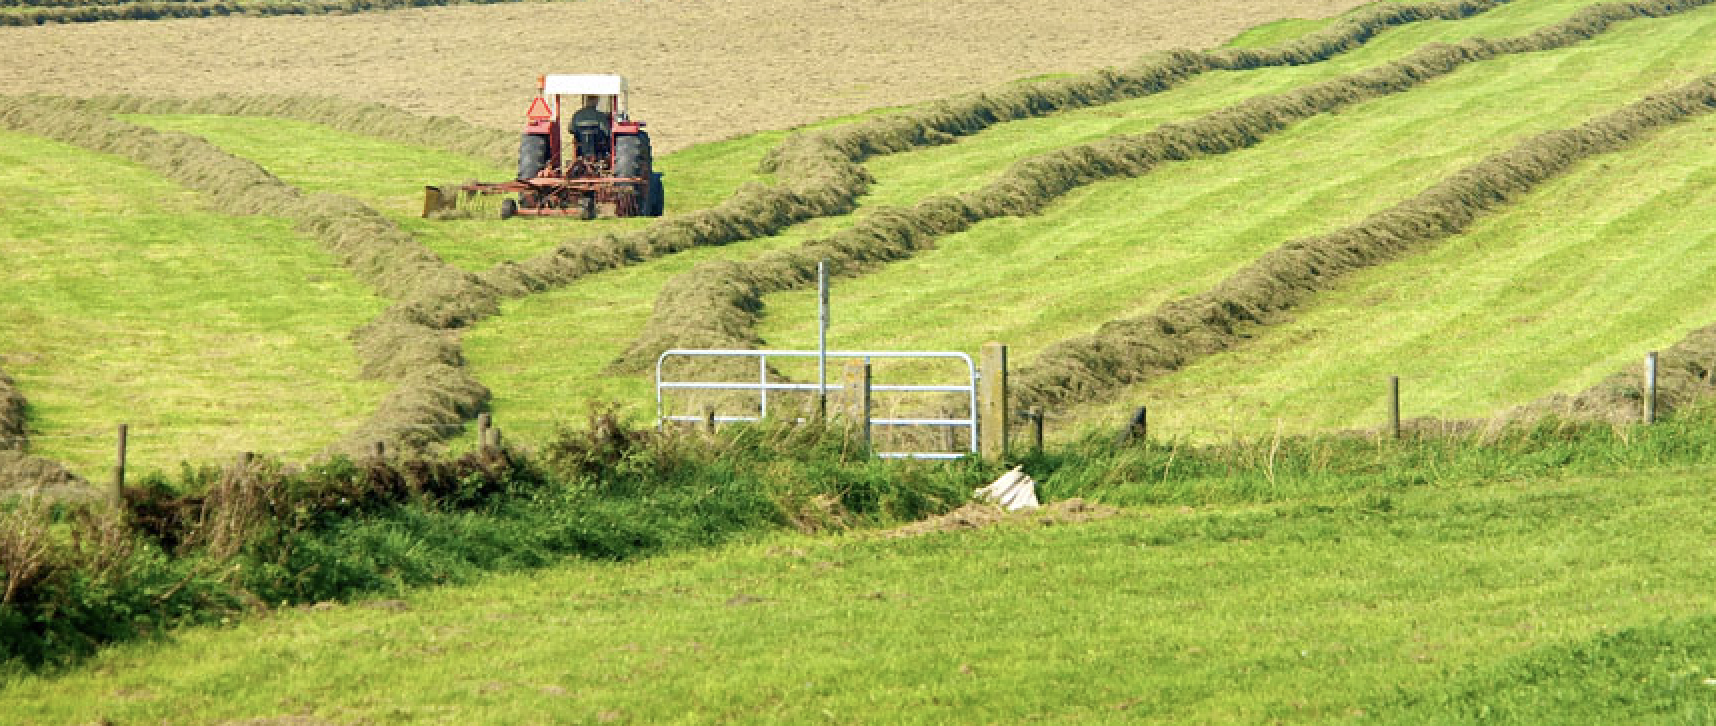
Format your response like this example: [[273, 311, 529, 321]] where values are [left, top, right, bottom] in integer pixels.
[[9, 0, 1716, 719], [464, 0, 1657, 441], [754, 0, 1716, 430], [124, 114, 781, 273], [0, 131, 389, 479], [1075, 111, 1716, 440], [5, 464, 1713, 723], [5, 0, 1711, 464], [456, 212, 855, 444], [104, 108, 880, 447]]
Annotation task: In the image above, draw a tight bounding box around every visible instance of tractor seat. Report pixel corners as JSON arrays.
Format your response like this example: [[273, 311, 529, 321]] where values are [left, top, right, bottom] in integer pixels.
[[574, 123, 608, 159]]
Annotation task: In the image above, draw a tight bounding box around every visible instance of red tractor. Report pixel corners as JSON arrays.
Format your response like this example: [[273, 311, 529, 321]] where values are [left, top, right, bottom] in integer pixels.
[[424, 74, 663, 219]]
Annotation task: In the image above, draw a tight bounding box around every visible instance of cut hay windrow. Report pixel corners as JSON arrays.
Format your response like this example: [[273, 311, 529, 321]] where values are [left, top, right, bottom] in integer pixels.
[[1, 0, 533, 27], [1013, 74, 1716, 410], [1392, 317, 1716, 437], [0, 96, 495, 466], [474, 156, 871, 298], [1543, 319, 1716, 420], [0, 452, 85, 489], [618, 0, 1713, 371], [474, 0, 1511, 300], [758, 0, 1512, 174], [0, 369, 89, 488]]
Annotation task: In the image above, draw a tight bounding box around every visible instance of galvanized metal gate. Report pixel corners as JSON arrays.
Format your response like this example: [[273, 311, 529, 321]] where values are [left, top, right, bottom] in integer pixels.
[[654, 349, 978, 459]]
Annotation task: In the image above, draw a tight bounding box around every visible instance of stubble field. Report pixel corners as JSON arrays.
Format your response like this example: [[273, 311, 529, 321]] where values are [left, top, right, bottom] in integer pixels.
[[0, 0, 1375, 152]]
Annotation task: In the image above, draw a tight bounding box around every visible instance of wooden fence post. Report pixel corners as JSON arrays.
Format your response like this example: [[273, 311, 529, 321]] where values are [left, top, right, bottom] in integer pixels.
[[1116, 406, 1147, 446], [979, 343, 1008, 461], [477, 412, 492, 454], [703, 406, 717, 434], [111, 423, 127, 509], [1029, 405, 1044, 454], [1389, 375, 1401, 439], [1645, 352, 1659, 424]]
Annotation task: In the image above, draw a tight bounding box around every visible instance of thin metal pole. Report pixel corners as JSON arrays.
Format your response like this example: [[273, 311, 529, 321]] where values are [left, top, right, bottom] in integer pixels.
[[968, 361, 980, 454], [818, 260, 829, 420], [759, 354, 769, 419]]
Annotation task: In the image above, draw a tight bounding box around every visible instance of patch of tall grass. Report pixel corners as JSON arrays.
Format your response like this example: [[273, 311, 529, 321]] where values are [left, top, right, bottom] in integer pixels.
[[0, 413, 978, 671], [9, 398, 1716, 673]]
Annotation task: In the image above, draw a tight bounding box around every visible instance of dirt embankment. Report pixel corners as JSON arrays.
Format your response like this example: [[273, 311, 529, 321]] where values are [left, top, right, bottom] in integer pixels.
[[0, 0, 1378, 153], [881, 498, 1120, 539]]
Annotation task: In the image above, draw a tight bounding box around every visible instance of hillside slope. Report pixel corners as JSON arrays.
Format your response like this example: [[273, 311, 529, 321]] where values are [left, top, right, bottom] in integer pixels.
[[4, 0, 1714, 476]]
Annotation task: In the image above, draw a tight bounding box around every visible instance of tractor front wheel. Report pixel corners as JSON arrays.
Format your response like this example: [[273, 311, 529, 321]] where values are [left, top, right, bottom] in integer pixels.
[[501, 198, 518, 220]]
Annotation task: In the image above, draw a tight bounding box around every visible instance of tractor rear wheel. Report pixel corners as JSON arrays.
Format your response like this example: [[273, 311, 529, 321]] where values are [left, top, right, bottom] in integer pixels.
[[501, 198, 518, 220], [517, 134, 550, 180], [647, 172, 665, 217], [613, 133, 647, 180]]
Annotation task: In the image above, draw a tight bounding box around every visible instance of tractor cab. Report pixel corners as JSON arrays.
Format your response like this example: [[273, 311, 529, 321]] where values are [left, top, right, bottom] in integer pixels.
[[424, 73, 662, 220], [525, 74, 642, 176]]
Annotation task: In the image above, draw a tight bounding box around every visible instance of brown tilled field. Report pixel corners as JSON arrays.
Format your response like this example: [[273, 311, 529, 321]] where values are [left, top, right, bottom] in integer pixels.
[[0, 0, 1371, 152]]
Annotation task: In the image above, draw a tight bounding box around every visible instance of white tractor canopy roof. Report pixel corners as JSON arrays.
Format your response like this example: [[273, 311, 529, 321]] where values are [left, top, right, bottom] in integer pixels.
[[541, 74, 626, 97]]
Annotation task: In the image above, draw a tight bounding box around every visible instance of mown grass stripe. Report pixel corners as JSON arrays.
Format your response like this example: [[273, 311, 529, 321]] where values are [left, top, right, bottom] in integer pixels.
[[66, 95, 516, 169], [0, 98, 493, 466], [470, 0, 1516, 304], [1015, 73, 1716, 411], [617, 0, 1711, 372]]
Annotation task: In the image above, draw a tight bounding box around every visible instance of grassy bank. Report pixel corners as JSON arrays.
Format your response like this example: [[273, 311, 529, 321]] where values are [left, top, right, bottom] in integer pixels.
[[8, 399, 1716, 679], [7, 410, 1716, 721]]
